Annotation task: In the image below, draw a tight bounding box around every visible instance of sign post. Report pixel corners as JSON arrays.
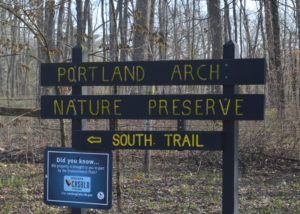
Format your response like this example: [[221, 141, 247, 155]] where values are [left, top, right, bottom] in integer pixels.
[[71, 46, 86, 214], [222, 41, 239, 214]]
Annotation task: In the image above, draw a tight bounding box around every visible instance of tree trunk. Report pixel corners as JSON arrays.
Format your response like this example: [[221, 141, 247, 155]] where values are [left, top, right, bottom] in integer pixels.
[[259, 0, 269, 103], [233, 0, 238, 42], [207, 0, 222, 93], [120, 0, 128, 61], [207, 0, 222, 59], [148, 0, 155, 60], [101, 0, 107, 60], [158, 0, 166, 59], [173, 0, 178, 59], [224, 0, 231, 41], [295, 0, 300, 109], [296, 0, 300, 48], [185, 0, 191, 58], [83, 0, 90, 39], [64, 0, 72, 61], [109, 0, 117, 61], [8, 12, 16, 98], [239, 0, 243, 57], [87, 2, 93, 61], [16, 18, 21, 96], [270, 0, 284, 118], [133, 0, 150, 61], [37, 0, 44, 62], [263, 0, 275, 106], [191, 0, 196, 59], [56, 0, 65, 62], [76, 0, 83, 46], [133, 0, 151, 174], [241, 0, 252, 57], [0, 7, 5, 95], [45, 0, 55, 58], [252, 7, 262, 57]]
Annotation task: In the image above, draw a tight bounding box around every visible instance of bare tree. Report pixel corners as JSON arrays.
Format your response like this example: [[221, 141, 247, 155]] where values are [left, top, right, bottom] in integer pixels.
[[263, 0, 275, 103], [8, 10, 17, 98], [240, 0, 252, 57], [296, 0, 300, 48], [158, 0, 166, 59], [270, 0, 285, 117], [295, 0, 300, 108], [207, 0, 222, 59], [172, 0, 178, 59], [133, 0, 151, 174], [101, 0, 107, 60], [109, 0, 118, 61], [44, 0, 55, 61], [148, 0, 156, 60], [56, 0, 66, 62], [83, 0, 93, 60], [224, 0, 231, 42], [207, 0, 222, 93], [232, 0, 238, 42], [191, 0, 196, 59], [76, 0, 84, 46], [120, 0, 129, 61], [64, 0, 72, 61]]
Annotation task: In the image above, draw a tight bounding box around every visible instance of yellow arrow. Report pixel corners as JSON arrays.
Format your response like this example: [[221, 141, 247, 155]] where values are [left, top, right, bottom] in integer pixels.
[[87, 136, 102, 144]]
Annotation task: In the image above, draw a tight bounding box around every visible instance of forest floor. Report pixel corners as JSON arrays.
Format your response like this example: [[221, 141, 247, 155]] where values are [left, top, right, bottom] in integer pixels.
[[0, 151, 299, 214]]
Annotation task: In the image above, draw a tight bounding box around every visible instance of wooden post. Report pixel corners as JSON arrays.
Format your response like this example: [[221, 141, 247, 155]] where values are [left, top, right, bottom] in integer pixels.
[[71, 46, 88, 214], [177, 119, 186, 131], [222, 40, 239, 214]]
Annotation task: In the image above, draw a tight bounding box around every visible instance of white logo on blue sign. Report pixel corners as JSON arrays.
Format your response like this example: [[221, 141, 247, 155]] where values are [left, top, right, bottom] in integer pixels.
[[97, 192, 105, 200]]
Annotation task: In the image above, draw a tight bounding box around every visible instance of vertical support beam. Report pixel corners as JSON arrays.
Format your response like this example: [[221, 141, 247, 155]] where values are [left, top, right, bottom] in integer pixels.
[[222, 40, 239, 214], [110, 87, 117, 130], [177, 119, 186, 131], [110, 86, 121, 211], [71, 46, 88, 214]]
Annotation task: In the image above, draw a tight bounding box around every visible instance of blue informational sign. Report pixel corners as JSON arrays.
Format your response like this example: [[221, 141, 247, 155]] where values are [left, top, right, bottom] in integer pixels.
[[44, 147, 112, 209]]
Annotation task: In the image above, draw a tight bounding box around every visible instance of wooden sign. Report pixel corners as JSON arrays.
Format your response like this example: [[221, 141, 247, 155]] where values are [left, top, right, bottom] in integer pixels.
[[41, 94, 265, 120], [72, 131, 223, 150], [41, 59, 265, 86], [40, 42, 266, 214]]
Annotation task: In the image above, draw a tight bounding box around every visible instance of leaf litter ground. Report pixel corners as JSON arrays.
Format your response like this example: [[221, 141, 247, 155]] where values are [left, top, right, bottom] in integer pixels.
[[0, 151, 299, 213]]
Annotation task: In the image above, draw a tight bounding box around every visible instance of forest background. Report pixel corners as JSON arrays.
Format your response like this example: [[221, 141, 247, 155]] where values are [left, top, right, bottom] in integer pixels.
[[0, 0, 299, 213]]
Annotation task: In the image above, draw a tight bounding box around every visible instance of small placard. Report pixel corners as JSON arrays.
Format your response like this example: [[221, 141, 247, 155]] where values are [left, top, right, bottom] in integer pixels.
[[44, 147, 112, 209]]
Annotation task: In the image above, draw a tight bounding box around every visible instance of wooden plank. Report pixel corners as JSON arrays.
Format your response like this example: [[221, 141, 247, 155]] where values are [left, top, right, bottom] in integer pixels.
[[41, 94, 265, 120], [72, 131, 223, 150], [41, 58, 265, 86]]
